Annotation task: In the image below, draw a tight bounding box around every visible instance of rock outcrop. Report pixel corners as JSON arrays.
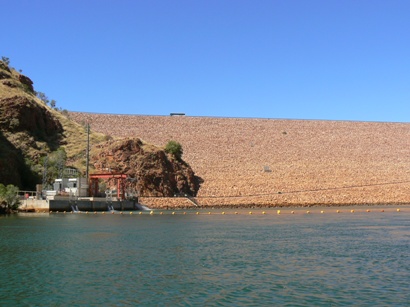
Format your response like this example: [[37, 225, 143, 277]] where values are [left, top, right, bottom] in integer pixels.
[[0, 96, 63, 142], [0, 60, 65, 188], [92, 138, 202, 197]]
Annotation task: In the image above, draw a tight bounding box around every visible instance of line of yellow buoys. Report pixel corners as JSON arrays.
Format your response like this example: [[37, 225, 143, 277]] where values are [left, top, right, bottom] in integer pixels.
[[49, 208, 402, 215]]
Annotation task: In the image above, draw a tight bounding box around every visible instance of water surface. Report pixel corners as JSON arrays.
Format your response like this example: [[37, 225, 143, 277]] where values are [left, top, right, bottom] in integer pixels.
[[1, 207, 409, 306]]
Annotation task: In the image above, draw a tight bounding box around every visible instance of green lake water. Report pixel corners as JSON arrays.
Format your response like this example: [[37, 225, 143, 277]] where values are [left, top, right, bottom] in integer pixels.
[[1, 207, 409, 306]]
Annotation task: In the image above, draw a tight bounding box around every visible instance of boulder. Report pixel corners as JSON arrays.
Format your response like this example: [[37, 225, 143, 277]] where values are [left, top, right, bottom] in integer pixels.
[[18, 74, 34, 92]]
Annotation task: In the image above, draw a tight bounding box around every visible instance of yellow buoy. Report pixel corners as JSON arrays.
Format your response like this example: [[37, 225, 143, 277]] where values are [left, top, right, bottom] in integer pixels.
[[172, 212, 175, 215], [208, 212, 211, 215], [102, 212, 105, 214], [196, 212, 199, 215], [351, 209, 354, 213], [94, 211, 97, 214], [397, 208, 400, 212], [277, 210, 281, 215], [249, 211, 252, 215], [306, 210, 310, 214], [262, 211, 266, 215], [234, 212, 238, 214], [336, 210, 340, 213], [160, 212, 163, 215], [291, 211, 294, 214], [320, 210, 324, 214], [86, 211, 89, 214], [120, 212, 123, 215], [366, 209, 370, 212], [222, 212, 225, 215], [183, 212, 186, 215]]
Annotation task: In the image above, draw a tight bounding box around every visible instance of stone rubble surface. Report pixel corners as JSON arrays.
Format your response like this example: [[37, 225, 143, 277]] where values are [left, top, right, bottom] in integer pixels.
[[69, 112, 410, 207]]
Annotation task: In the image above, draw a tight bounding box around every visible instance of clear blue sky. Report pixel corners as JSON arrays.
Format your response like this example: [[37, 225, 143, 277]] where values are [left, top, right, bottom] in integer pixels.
[[2, 0, 410, 122]]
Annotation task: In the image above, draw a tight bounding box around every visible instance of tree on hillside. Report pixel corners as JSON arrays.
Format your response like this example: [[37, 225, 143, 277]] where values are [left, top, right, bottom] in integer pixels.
[[0, 184, 20, 214], [41, 148, 68, 187], [165, 140, 183, 160], [36, 92, 49, 105], [1, 56, 10, 66]]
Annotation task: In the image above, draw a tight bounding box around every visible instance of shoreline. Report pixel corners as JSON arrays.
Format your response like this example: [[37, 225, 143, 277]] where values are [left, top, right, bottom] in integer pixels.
[[144, 203, 410, 210], [4, 205, 407, 216], [137, 196, 410, 210], [15, 197, 410, 211]]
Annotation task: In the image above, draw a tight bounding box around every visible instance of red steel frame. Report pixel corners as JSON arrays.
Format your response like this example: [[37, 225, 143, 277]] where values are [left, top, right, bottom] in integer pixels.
[[89, 173, 127, 199]]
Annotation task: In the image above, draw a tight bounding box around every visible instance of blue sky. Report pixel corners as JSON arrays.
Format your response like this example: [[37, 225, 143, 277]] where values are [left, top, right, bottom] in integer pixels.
[[2, 0, 410, 122]]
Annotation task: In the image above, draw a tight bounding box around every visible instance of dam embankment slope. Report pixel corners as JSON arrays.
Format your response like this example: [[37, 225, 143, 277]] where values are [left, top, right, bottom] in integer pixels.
[[69, 112, 410, 207]]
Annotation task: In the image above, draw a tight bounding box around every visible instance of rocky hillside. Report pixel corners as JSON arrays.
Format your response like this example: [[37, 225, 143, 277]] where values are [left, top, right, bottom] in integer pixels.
[[0, 60, 201, 196], [0, 60, 64, 188]]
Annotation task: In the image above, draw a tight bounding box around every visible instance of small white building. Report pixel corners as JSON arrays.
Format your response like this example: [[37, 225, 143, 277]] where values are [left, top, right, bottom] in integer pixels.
[[53, 177, 88, 197]]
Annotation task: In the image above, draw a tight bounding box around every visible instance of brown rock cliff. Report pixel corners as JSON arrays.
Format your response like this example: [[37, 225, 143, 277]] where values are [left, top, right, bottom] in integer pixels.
[[92, 138, 202, 197]]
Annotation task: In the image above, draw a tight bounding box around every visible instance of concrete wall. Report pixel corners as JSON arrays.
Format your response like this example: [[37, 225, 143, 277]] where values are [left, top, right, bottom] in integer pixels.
[[49, 199, 136, 212], [19, 198, 137, 212], [19, 199, 49, 211]]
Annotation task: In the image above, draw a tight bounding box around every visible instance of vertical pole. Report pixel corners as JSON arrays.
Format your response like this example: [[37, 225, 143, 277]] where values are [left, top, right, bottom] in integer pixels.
[[86, 123, 90, 183], [42, 155, 48, 191]]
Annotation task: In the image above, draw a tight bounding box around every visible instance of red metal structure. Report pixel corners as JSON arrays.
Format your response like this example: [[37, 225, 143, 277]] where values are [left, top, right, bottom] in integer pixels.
[[89, 173, 127, 199]]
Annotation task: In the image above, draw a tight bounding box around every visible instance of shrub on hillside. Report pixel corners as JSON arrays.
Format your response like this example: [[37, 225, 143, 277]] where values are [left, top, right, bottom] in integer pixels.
[[0, 184, 20, 214], [165, 140, 183, 159]]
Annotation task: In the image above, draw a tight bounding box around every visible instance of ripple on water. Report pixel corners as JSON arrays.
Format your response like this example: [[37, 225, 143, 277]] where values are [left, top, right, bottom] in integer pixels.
[[0, 210, 409, 306]]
